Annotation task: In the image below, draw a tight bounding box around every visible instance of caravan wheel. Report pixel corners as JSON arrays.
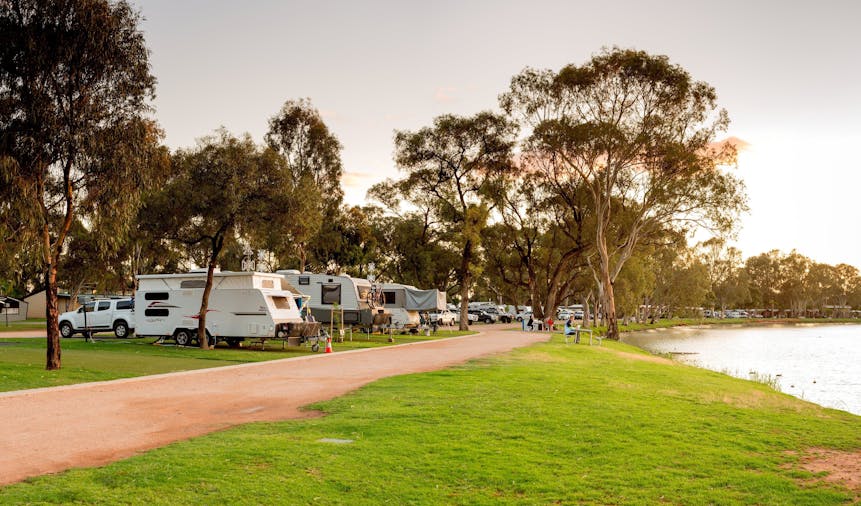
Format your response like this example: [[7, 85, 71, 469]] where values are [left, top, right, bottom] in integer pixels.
[[174, 329, 192, 346]]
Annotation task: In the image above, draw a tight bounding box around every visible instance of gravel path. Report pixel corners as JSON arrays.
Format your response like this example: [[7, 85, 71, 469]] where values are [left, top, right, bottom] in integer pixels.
[[0, 327, 548, 486]]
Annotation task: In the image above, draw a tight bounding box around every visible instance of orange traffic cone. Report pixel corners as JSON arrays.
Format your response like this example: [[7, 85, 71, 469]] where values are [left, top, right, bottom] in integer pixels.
[[324, 337, 333, 353]]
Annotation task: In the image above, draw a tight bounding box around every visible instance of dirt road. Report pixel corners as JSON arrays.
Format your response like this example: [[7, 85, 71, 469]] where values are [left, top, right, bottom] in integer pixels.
[[0, 327, 548, 486]]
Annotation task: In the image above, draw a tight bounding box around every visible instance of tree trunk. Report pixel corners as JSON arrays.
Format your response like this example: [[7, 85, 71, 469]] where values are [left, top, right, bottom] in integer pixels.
[[298, 243, 307, 273], [595, 211, 620, 339], [603, 275, 619, 339], [45, 263, 61, 370], [198, 239, 222, 349], [458, 240, 472, 331], [582, 296, 590, 328], [197, 259, 215, 349]]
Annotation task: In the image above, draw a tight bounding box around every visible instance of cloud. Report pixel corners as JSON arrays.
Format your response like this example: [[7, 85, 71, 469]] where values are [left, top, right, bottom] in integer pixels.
[[341, 170, 379, 188], [712, 136, 751, 152], [318, 109, 341, 121], [433, 86, 457, 104]]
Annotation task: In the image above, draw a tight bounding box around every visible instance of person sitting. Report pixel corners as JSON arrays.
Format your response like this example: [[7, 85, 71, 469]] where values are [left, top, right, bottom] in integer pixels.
[[564, 316, 580, 343]]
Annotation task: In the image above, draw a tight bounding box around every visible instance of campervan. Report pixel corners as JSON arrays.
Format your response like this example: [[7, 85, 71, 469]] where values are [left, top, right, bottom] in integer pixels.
[[277, 271, 388, 328], [380, 282, 447, 329], [135, 271, 311, 347]]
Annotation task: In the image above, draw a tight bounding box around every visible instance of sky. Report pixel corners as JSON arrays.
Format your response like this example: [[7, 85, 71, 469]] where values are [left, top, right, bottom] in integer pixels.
[[135, 0, 861, 269]]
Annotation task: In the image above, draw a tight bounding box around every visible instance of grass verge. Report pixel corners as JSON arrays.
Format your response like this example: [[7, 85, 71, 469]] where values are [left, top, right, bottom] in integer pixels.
[[0, 329, 474, 392], [1, 336, 858, 504]]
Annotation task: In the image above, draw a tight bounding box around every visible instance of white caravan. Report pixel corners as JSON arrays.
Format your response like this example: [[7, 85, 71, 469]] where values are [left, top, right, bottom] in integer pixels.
[[277, 271, 389, 328], [380, 282, 447, 329], [135, 271, 313, 347]]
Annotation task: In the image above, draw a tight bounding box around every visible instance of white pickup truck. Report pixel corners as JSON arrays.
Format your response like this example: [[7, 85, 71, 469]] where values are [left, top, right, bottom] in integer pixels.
[[58, 298, 135, 338]]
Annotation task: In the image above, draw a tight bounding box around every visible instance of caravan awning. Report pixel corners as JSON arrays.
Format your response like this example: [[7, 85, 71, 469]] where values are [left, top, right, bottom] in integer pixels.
[[403, 288, 446, 311]]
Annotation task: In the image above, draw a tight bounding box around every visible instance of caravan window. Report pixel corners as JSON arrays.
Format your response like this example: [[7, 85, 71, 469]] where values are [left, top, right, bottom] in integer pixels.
[[179, 280, 206, 289], [321, 284, 341, 305], [144, 308, 169, 317], [383, 291, 396, 305], [261, 279, 275, 289], [270, 296, 292, 310], [144, 292, 169, 301], [298, 276, 310, 285]]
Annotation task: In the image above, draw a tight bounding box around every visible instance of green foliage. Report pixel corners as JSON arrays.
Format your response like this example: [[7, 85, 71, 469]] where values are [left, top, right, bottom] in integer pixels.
[[743, 249, 861, 315], [2, 337, 858, 504], [502, 48, 748, 337], [0, 0, 161, 367], [255, 98, 344, 271], [384, 112, 517, 325]]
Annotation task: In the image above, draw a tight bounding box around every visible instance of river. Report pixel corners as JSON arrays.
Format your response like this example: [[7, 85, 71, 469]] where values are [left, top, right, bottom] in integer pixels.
[[621, 323, 861, 416]]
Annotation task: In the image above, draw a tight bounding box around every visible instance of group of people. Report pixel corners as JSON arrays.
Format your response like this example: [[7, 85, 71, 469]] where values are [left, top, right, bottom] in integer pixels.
[[524, 314, 582, 343]]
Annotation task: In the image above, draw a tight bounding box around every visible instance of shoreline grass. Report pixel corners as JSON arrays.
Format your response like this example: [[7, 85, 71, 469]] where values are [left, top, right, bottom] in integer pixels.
[[2, 337, 858, 504]]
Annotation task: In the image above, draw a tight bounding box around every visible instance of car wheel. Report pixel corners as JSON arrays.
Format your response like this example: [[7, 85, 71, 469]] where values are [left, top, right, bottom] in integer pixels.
[[174, 329, 192, 346], [113, 320, 129, 338], [60, 321, 74, 339]]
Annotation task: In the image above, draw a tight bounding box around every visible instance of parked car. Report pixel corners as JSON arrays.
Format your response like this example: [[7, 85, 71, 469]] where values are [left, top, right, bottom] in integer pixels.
[[430, 309, 456, 326], [446, 304, 478, 323], [58, 298, 135, 338], [468, 309, 498, 324], [515, 310, 533, 322], [482, 306, 513, 323]]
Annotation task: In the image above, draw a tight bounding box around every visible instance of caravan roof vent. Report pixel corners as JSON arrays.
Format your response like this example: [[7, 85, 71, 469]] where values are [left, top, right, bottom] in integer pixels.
[[188, 268, 219, 274], [280, 269, 301, 275]]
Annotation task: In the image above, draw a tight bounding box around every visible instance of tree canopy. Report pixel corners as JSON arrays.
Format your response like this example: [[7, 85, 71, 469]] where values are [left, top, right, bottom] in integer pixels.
[[0, 0, 160, 368], [502, 48, 747, 338]]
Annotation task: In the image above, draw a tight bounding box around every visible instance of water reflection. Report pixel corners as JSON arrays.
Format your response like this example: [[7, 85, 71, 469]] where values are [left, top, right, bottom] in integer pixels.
[[621, 324, 861, 416]]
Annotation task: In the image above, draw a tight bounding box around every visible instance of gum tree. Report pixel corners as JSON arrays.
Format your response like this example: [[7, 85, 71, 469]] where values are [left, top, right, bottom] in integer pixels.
[[261, 98, 343, 272], [513, 48, 746, 339], [0, 0, 158, 368], [141, 131, 286, 348], [389, 112, 517, 330]]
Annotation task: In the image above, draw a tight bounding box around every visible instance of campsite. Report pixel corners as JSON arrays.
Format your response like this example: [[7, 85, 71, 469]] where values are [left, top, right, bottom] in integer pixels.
[[2, 0, 861, 503]]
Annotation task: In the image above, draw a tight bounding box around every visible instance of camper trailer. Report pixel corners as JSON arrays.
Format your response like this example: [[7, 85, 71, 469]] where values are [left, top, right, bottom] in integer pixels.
[[277, 271, 388, 328], [380, 282, 447, 329], [135, 271, 314, 347]]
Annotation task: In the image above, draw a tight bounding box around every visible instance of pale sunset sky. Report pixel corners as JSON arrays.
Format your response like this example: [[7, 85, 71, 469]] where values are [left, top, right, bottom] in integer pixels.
[[136, 0, 861, 269]]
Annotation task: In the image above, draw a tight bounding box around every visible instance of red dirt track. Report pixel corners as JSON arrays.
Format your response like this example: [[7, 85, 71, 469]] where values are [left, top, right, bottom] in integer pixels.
[[0, 327, 547, 486]]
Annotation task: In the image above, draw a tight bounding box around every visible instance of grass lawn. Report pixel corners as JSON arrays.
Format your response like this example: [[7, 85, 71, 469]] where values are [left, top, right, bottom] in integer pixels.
[[0, 318, 48, 332], [0, 329, 474, 393], [1, 336, 858, 504]]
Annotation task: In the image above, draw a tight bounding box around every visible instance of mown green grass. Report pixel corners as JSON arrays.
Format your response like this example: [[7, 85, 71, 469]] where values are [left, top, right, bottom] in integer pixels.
[[0, 318, 47, 332], [0, 329, 474, 392], [2, 337, 858, 504]]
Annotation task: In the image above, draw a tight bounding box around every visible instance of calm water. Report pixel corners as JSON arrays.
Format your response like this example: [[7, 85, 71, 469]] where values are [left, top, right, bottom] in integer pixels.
[[621, 324, 861, 416]]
